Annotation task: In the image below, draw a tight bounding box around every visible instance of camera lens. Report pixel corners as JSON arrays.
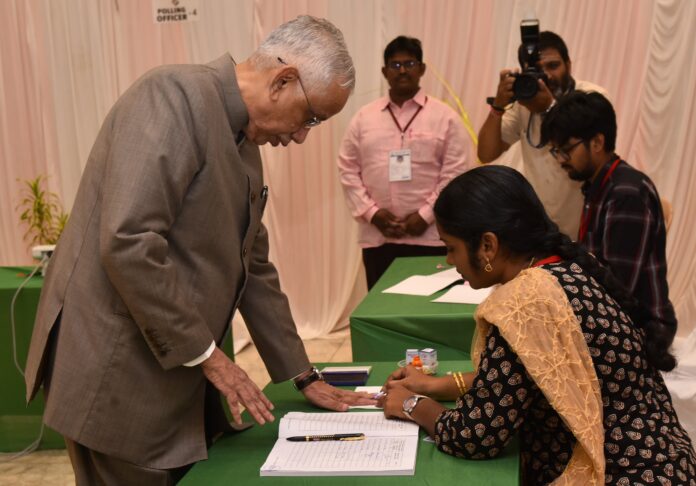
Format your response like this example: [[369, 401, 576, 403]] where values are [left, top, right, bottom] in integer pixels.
[[513, 73, 540, 100]]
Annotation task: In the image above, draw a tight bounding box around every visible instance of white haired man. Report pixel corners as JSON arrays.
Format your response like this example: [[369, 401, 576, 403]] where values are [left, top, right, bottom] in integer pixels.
[[24, 15, 374, 485]]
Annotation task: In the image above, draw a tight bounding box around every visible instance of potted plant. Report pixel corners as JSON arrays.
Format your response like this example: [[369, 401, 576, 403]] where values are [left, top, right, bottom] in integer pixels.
[[16, 175, 69, 274]]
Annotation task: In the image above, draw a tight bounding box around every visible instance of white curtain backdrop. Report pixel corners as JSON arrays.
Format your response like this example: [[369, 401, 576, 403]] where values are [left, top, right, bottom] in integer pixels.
[[2, 0, 695, 346]]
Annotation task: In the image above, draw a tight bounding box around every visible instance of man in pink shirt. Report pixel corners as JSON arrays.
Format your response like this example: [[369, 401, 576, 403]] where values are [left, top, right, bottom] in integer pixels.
[[338, 36, 471, 288]]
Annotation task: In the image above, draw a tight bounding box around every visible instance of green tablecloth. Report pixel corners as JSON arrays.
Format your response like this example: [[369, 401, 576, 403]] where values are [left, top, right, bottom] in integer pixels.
[[181, 361, 519, 485], [0, 266, 64, 451], [350, 257, 477, 363]]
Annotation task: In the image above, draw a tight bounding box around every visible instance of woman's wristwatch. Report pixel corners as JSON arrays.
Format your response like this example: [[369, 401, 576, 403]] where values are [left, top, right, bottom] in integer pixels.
[[402, 394, 429, 420], [293, 366, 324, 391]]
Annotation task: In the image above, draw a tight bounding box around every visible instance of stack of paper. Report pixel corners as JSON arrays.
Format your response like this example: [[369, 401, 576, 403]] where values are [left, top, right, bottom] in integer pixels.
[[381, 266, 494, 304], [382, 267, 461, 296], [260, 412, 419, 476], [431, 281, 493, 304]]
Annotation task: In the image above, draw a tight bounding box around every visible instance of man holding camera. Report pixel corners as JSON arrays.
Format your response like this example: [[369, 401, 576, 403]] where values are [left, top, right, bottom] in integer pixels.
[[478, 30, 609, 238]]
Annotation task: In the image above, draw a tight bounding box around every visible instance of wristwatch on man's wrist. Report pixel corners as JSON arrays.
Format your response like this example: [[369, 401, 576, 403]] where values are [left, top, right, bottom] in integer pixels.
[[402, 394, 429, 420], [293, 366, 324, 391]]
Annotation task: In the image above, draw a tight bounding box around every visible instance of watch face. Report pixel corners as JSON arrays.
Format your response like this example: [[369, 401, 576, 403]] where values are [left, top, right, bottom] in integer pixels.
[[403, 396, 417, 413]]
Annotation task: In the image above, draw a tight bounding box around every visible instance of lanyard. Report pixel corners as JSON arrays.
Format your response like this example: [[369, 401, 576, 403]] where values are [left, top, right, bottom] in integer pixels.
[[386, 97, 426, 147], [578, 157, 621, 241], [531, 255, 562, 267]]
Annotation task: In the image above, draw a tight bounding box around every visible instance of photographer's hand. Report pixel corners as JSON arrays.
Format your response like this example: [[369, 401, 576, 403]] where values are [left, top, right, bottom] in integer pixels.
[[478, 68, 517, 163], [493, 69, 517, 108], [519, 79, 554, 114]]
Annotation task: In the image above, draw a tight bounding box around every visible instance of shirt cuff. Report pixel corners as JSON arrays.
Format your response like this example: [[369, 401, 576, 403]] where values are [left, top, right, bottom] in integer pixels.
[[363, 205, 380, 224], [291, 366, 314, 382], [182, 340, 216, 367], [418, 205, 435, 225]]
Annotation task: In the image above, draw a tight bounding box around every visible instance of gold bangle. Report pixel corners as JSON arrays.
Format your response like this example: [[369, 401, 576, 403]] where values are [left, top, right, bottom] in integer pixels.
[[452, 372, 466, 396], [454, 372, 467, 395], [450, 373, 459, 394], [457, 371, 466, 395], [459, 371, 469, 393], [457, 373, 466, 395]]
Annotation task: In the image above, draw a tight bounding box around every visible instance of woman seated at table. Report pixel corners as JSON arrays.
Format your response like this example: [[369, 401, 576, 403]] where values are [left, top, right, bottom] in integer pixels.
[[379, 165, 696, 485]]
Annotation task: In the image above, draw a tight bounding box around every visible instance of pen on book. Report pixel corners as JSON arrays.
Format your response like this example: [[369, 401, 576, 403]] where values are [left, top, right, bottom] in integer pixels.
[[286, 433, 365, 442]]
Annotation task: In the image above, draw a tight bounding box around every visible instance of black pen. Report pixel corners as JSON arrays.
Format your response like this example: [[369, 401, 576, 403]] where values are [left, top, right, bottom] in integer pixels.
[[286, 433, 365, 442]]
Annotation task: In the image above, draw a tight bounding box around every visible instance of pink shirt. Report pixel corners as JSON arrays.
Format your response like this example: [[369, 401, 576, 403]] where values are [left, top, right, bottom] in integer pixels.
[[337, 89, 471, 248]]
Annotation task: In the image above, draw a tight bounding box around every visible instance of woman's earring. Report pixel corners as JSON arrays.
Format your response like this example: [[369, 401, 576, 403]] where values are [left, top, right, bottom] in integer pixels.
[[484, 257, 493, 273]]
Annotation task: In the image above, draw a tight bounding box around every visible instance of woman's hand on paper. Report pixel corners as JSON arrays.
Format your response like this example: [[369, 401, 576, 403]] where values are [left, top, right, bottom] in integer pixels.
[[377, 383, 411, 420], [201, 347, 275, 426], [385, 365, 434, 393], [379, 382, 445, 437], [302, 381, 377, 411]]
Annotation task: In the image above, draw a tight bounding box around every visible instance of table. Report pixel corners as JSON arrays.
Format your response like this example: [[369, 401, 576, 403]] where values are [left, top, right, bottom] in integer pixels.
[[181, 361, 519, 485], [350, 257, 477, 363], [0, 266, 63, 451]]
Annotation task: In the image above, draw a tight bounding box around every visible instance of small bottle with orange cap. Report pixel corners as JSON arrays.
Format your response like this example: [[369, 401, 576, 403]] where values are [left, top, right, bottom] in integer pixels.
[[411, 355, 423, 371]]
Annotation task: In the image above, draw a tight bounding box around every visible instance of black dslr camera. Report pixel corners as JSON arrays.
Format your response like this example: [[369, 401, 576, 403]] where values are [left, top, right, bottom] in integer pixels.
[[511, 19, 547, 101]]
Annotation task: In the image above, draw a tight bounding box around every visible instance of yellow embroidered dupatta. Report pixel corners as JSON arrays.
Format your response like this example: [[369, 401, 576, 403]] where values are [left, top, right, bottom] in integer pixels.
[[473, 267, 605, 485]]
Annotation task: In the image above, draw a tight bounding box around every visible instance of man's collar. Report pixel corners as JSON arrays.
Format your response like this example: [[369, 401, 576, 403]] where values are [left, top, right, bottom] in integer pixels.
[[207, 54, 249, 138], [582, 155, 619, 197], [381, 88, 426, 110]]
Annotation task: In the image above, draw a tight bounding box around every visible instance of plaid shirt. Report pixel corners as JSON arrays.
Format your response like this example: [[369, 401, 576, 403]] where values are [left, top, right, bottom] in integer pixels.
[[580, 158, 676, 331]]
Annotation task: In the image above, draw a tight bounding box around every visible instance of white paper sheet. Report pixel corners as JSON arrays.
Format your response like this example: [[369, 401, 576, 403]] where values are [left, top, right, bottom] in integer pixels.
[[431, 282, 493, 304], [349, 386, 383, 410], [381, 267, 461, 296], [277, 412, 416, 437], [260, 412, 419, 476]]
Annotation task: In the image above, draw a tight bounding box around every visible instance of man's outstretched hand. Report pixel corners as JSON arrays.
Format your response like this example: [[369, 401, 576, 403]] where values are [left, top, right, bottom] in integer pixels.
[[301, 380, 377, 411], [201, 347, 275, 425]]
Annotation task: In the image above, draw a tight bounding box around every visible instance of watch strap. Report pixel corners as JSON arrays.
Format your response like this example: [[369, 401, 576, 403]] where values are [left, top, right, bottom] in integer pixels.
[[403, 394, 429, 419], [293, 366, 324, 391]]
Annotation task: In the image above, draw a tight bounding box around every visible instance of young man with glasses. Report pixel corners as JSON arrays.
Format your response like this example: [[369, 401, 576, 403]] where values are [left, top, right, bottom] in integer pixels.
[[541, 91, 677, 353], [478, 31, 609, 238], [337, 36, 471, 288]]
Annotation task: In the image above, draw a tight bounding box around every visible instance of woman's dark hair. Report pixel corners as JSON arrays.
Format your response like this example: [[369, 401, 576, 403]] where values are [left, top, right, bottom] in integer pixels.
[[383, 36, 423, 65], [434, 165, 676, 371]]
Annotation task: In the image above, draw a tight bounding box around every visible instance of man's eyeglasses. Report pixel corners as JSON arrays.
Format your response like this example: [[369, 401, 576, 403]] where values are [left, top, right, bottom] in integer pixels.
[[549, 140, 584, 162], [277, 57, 322, 128], [386, 60, 421, 71]]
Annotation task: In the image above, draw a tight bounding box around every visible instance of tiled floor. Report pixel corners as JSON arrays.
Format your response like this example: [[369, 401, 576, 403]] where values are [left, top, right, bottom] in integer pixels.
[[0, 330, 353, 485]]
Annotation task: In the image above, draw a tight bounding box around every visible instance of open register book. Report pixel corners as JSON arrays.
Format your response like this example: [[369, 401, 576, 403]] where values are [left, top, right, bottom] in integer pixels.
[[260, 412, 420, 476]]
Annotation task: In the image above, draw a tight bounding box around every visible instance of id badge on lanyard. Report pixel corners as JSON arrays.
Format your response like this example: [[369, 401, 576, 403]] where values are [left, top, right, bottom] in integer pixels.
[[389, 149, 412, 181], [386, 101, 425, 183]]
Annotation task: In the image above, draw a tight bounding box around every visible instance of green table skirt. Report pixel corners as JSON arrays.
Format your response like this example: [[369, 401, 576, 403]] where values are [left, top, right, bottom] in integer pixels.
[[0, 266, 64, 451], [351, 257, 477, 363]]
